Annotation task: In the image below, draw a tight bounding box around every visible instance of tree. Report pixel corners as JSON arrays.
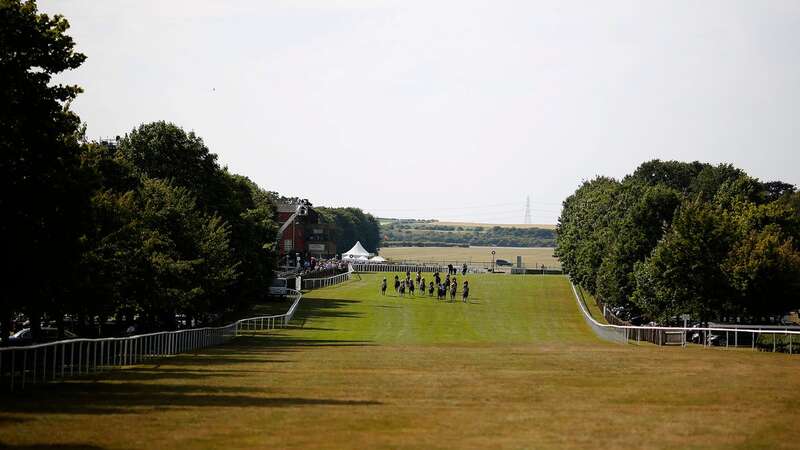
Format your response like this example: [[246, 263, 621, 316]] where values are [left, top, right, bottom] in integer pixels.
[[117, 122, 228, 213], [631, 200, 737, 323], [555, 177, 620, 294], [317, 207, 381, 254], [0, 0, 90, 343], [722, 226, 800, 318], [561, 159, 799, 324], [595, 182, 682, 308], [627, 160, 707, 194], [118, 123, 278, 309], [136, 178, 239, 328]]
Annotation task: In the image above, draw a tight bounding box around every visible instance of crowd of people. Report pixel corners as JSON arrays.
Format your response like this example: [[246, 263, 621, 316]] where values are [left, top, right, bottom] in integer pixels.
[[295, 256, 348, 276], [380, 270, 470, 303]]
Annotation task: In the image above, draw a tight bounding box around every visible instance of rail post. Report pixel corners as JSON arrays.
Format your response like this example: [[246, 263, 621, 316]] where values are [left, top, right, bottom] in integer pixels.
[[11, 350, 15, 391], [22, 349, 27, 389]]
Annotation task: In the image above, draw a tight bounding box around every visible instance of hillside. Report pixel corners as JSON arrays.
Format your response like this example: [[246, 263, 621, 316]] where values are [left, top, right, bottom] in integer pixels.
[[379, 219, 557, 247]]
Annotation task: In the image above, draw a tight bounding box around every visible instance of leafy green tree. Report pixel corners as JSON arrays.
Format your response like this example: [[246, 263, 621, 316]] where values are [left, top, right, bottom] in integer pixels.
[[117, 122, 229, 212], [722, 226, 800, 318], [226, 175, 278, 308], [555, 177, 620, 294], [0, 0, 90, 343], [631, 200, 737, 323], [690, 164, 748, 201], [595, 182, 682, 308], [137, 178, 239, 327], [562, 159, 799, 324], [762, 181, 796, 203], [628, 160, 707, 194], [119, 123, 278, 310], [317, 207, 381, 253]]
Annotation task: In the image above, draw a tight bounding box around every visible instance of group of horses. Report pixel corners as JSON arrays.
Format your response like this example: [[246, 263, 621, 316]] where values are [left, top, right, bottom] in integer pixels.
[[380, 271, 470, 303]]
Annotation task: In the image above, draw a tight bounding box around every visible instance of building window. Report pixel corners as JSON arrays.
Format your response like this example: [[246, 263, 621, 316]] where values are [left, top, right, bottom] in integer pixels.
[[284, 239, 293, 251]]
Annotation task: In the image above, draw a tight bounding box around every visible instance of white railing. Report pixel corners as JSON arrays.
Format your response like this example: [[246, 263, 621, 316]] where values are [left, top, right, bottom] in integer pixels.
[[572, 282, 800, 353], [350, 263, 445, 273], [0, 289, 303, 391], [302, 266, 353, 290]]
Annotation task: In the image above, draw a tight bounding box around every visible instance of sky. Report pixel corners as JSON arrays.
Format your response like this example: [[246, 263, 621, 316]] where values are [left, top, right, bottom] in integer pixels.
[[40, 0, 800, 224]]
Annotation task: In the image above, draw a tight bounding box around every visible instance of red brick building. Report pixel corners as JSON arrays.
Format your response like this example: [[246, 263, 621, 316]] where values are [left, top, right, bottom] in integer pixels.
[[277, 202, 337, 259]]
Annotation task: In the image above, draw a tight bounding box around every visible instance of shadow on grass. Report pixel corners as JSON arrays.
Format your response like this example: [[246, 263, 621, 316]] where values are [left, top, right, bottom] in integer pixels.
[[169, 335, 375, 358], [0, 444, 107, 450], [293, 297, 365, 321], [0, 416, 29, 427], [96, 367, 270, 382], [0, 300, 379, 419], [1, 377, 381, 416]]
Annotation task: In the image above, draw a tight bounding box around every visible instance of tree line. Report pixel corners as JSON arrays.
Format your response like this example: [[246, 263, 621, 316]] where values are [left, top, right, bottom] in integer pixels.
[[0, 1, 378, 343], [556, 160, 800, 324], [381, 222, 556, 248], [316, 207, 381, 254]]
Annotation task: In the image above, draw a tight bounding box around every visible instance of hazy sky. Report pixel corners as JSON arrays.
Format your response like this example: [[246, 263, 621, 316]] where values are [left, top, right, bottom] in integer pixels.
[[41, 0, 800, 224]]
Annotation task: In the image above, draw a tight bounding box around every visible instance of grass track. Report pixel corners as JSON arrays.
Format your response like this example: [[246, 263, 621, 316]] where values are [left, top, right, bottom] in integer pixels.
[[294, 274, 592, 344], [2, 275, 800, 449]]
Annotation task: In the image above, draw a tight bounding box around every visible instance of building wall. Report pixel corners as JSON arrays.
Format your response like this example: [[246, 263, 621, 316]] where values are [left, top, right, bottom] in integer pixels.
[[277, 207, 336, 258]]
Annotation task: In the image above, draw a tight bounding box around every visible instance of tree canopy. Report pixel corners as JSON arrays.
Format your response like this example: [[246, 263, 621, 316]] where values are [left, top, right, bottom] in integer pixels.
[[1, 0, 91, 343], [557, 160, 800, 324]]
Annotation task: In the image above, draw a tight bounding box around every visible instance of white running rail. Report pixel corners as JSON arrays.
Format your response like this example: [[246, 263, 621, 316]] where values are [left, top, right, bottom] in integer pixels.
[[572, 281, 800, 353], [350, 263, 445, 273], [302, 265, 354, 290], [0, 289, 303, 391]]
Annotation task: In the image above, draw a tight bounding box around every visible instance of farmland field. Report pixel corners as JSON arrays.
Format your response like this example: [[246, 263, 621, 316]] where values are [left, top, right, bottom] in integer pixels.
[[434, 221, 557, 230], [2, 274, 800, 449], [379, 246, 560, 268], [377, 221, 557, 230]]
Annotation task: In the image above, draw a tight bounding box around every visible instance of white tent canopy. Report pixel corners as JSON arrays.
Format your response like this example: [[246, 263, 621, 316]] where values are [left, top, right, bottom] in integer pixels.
[[369, 255, 386, 263], [342, 241, 370, 259]]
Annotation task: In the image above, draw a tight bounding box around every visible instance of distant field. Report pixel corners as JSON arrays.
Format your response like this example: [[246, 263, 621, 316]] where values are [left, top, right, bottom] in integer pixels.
[[3, 274, 799, 449], [380, 246, 560, 268], [379, 220, 557, 230], [437, 221, 556, 230]]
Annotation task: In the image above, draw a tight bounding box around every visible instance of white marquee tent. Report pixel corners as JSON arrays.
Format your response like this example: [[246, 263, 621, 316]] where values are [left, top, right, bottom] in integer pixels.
[[369, 255, 386, 263], [342, 241, 371, 260]]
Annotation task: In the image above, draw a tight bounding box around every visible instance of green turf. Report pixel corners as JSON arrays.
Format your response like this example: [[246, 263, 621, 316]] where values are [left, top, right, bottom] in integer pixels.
[[291, 273, 595, 344], [2, 274, 800, 449]]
